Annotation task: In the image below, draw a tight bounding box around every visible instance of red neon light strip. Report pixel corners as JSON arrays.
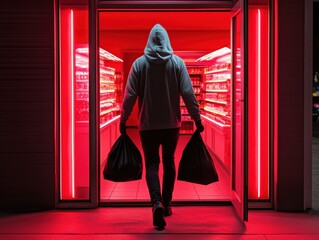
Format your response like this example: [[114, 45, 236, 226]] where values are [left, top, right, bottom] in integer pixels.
[[70, 10, 75, 199], [257, 9, 261, 198], [59, 14, 63, 201], [59, 62, 62, 198]]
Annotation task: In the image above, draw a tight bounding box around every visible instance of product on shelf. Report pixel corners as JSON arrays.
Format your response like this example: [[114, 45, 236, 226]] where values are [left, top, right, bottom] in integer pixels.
[[179, 66, 204, 134], [200, 48, 231, 127], [194, 47, 231, 169], [74, 47, 123, 128], [99, 65, 120, 127]]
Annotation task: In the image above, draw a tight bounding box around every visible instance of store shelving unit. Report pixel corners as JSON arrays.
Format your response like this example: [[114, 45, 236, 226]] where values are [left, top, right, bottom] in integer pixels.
[[75, 47, 123, 128], [180, 66, 204, 134], [203, 64, 231, 127], [99, 66, 120, 128], [196, 47, 231, 170]]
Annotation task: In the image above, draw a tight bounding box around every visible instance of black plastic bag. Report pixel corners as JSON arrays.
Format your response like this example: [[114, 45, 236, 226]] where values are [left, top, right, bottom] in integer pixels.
[[103, 134, 143, 182], [177, 130, 219, 185]]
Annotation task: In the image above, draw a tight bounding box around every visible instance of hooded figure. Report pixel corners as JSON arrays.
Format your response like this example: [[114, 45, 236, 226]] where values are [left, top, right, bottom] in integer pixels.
[[120, 24, 203, 228], [120, 23, 201, 131], [144, 23, 173, 64]]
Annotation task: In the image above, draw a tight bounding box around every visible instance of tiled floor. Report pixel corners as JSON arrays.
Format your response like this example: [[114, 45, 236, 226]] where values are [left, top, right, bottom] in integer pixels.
[[100, 128, 230, 202]]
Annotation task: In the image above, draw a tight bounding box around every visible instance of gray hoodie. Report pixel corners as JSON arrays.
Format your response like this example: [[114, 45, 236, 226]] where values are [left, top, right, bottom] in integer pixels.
[[120, 24, 200, 131]]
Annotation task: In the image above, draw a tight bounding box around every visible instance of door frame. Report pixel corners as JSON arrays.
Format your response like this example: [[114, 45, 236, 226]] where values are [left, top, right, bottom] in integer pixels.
[[88, 0, 100, 208], [92, 1, 248, 213], [56, 0, 98, 209], [55, 0, 268, 215], [55, 0, 275, 214], [94, 5, 235, 207], [304, 0, 314, 210], [230, 0, 248, 221], [93, 0, 248, 212]]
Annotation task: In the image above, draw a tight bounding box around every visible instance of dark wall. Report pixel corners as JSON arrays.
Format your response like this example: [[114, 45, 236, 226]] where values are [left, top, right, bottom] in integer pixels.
[[276, 0, 305, 211], [314, 2, 319, 75], [0, 0, 55, 210]]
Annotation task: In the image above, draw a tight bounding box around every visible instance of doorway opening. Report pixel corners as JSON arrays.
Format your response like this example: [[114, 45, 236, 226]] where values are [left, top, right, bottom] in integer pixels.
[[98, 11, 232, 203], [58, 3, 271, 214]]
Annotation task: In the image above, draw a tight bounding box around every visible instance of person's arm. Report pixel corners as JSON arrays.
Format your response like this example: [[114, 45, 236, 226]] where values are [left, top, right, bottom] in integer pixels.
[[179, 61, 200, 121], [179, 61, 204, 132], [120, 62, 139, 133]]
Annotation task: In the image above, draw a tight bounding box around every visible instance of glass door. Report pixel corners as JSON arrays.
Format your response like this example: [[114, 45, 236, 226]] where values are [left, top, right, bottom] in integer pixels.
[[58, 0, 99, 208], [231, 0, 248, 221], [59, 4, 90, 201]]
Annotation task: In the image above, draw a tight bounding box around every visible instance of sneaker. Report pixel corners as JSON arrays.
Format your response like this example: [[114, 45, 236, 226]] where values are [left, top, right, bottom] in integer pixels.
[[164, 205, 172, 217], [152, 201, 166, 227]]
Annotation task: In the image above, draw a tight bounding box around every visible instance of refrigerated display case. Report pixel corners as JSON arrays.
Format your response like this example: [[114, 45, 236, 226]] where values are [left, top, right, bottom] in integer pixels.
[[75, 47, 122, 128], [99, 66, 120, 127], [59, 41, 122, 200], [180, 66, 204, 134], [74, 51, 89, 124], [197, 47, 231, 170], [203, 62, 231, 126]]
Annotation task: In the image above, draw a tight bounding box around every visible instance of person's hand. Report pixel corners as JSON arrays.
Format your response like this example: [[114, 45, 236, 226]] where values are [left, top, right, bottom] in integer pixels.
[[195, 120, 204, 133], [120, 123, 126, 135]]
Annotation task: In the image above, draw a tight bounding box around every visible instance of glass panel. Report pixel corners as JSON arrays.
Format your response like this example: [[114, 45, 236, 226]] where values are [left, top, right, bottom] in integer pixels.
[[201, 48, 232, 172], [232, 10, 243, 195], [59, 4, 89, 200], [247, 2, 270, 200], [230, 0, 248, 221]]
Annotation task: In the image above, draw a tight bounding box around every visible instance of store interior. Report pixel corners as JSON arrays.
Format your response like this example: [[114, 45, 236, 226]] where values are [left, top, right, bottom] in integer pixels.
[[94, 11, 232, 202], [60, 7, 270, 203]]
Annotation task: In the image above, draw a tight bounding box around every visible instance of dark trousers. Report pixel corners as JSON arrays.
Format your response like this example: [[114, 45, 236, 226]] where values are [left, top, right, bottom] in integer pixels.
[[139, 128, 180, 205]]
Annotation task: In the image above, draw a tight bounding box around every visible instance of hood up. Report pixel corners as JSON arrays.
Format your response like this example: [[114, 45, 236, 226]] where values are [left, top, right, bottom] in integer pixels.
[[144, 24, 173, 64]]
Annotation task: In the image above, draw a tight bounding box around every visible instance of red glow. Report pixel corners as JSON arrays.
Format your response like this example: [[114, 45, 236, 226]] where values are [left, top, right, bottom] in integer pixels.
[[98, 11, 231, 57], [257, 9, 261, 198], [248, 5, 269, 200], [59, 8, 271, 203], [274, 0, 278, 204], [60, 8, 90, 200], [201, 47, 231, 169], [70, 9, 75, 199], [99, 12, 230, 31], [60, 9, 74, 200]]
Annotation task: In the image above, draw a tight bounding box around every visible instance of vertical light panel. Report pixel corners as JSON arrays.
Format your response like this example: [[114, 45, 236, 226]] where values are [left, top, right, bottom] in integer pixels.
[[60, 4, 90, 201], [70, 9, 75, 199], [257, 9, 261, 198], [60, 9, 75, 200], [248, 5, 269, 200]]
